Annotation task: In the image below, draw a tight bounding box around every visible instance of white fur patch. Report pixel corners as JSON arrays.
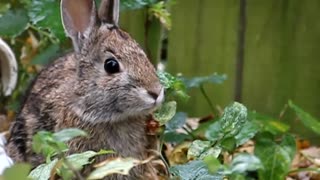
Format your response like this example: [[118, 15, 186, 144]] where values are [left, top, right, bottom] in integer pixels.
[[0, 133, 13, 174]]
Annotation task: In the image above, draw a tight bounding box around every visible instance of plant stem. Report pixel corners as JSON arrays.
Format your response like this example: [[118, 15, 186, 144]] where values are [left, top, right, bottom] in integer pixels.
[[199, 84, 215, 113]]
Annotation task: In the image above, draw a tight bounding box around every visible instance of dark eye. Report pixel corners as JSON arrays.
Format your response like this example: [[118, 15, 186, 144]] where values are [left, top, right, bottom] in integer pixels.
[[104, 58, 120, 74]]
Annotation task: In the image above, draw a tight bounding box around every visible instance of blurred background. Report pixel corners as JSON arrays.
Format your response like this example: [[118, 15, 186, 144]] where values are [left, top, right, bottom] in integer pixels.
[[0, 0, 319, 142]]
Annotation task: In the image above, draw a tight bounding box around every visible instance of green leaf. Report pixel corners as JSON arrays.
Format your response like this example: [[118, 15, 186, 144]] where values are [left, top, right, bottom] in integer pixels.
[[163, 132, 190, 143], [181, 73, 227, 89], [157, 71, 189, 101], [28, 0, 65, 42], [288, 100, 320, 135], [203, 156, 222, 174], [57, 150, 113, 179], [87, 157, 150, 180], [32, 131, 66, 159], [165, 112, 187, 131], [28, 159, 58, 180], [154, 101, 177, 125], [149, 1, 171, 30], [121, 0, 157, 10], [249, 111, 289, 135], [206, 102, 248, 142], [31, 44, 61, 65], [235, 120, 260, 146], [255, 134, 296, 180], [53, 128, 88, 142], [170, 160, 224, 180], [220, 137, 236, 152], [187, 140, 221, 160], [230, 153, 263, 174], [2, 163, 31, 180], [0, 9, 29, 37]]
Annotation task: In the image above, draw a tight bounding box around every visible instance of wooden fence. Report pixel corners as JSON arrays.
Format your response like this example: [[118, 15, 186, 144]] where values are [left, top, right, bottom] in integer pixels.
[[120, 0, 320, 139]]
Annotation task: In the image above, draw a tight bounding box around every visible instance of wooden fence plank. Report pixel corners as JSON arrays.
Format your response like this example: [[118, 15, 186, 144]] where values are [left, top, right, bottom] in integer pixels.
[[167, 0, 238, 116], [243, 0, 320, 140]]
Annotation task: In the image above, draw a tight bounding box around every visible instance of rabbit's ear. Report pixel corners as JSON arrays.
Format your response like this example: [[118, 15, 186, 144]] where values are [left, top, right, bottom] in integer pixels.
[[98, 0, 120, 27], [61, 0, 97, 51]]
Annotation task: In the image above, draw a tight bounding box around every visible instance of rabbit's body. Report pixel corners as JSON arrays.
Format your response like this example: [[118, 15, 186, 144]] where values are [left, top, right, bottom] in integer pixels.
[[5, 0, 164, 179]]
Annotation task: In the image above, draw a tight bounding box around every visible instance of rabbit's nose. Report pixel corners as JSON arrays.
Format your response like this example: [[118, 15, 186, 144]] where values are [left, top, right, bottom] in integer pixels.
[[148, 91, 159, 100], [147, 85, 164, 101]]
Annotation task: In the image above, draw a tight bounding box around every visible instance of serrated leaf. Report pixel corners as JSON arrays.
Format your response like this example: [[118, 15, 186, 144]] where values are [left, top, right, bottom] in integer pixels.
[[53, 128, 87, 142], [165, 112, 187, 131], [0, 9, 29, 37], [181, 73, 227, 89], [255, 134, 296, 180], [235, 120, 260, 146], [88, 157, 150, 180], [230, 153, 263, 174], [206, 102, 248, 143], [288, 100, 320, 135], [154, 101, 177, 125], [28, 158, 58, 180], [187, 140, 221, 160], [2, 163, 31, 180], [28, 0, 65, 42], [170, 160, 224, 180]]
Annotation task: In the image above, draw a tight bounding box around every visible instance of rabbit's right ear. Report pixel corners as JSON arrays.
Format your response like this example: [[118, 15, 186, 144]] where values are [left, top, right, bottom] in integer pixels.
[[61, 0, 97, 52]]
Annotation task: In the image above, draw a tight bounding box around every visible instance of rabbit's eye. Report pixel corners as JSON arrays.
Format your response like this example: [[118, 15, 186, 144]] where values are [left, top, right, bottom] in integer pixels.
[[104, 58, 120, 74]]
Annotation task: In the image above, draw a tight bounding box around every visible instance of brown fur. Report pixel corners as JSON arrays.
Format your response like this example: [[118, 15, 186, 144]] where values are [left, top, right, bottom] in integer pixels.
[[5, 1, 164, 179]]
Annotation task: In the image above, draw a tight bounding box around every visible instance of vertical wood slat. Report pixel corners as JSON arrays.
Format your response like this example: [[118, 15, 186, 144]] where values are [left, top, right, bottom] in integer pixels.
[[167, 0, 238, 116], [243, 0, 320, 140]]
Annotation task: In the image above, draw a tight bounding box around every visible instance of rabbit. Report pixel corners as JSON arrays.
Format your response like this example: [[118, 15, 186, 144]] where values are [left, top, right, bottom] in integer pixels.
[[4, 0, 165, 179]]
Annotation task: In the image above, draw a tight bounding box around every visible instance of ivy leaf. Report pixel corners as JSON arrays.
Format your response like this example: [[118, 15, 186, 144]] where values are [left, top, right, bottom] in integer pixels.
[[288, 100, 320, 135], [163, 132, 191, 143], [255, 134, 296, 180], [88, 157, 151, 180], [154, 101, 177, 125], [220, 137, 236, 152], [230, 153, 263, 174], [1, 163, 31, 180], [28, 0, 65, 42], [206, 102, 248, 143], [28, 158, 58, 180], [170, 160, 224, 180], [181, 73, 227, 89], [0, 9, 29, 37], [187, 140, 221, 160]]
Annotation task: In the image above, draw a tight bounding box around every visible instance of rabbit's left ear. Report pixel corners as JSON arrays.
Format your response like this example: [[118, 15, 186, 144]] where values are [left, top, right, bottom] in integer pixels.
[[98, 0, 120, 27], [61, 0, 97, 51]]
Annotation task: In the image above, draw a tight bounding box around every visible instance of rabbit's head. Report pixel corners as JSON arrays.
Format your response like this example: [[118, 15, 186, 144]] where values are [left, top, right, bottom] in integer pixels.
[[61, 0, 164, 123]]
